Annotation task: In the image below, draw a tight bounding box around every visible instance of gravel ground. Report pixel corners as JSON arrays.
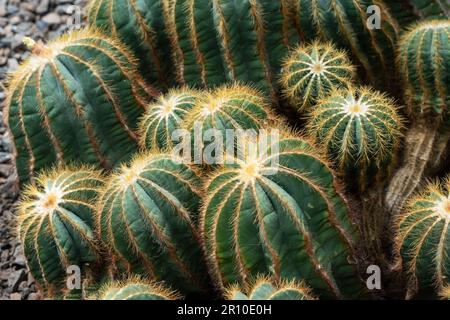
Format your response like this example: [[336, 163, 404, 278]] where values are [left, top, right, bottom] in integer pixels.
[[0, 0, 87, 300]]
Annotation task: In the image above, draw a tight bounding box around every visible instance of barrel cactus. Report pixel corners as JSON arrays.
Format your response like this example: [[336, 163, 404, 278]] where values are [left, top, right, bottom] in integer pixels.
[[396, 177, 450, 299], [16, 167, 103, 296], [97, 153, 209, 294], [225, 276, 315, 300], [138, 88, 199, 151], [87, 0, 173, 87], [441, 286, 450, 300], [307, 86, 403, 190], [386, 20, 450, 216], [96, 278, 182, 300], [201, 132, 365, 299], [4, 29, 156, 186], [381, 0, 449, 25], [280, 41, 354, 111]]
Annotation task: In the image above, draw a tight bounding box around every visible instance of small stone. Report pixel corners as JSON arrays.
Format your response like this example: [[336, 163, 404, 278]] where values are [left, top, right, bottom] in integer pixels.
[[6, 5, 19, 15], [0, 248, 8, 261], [28, 293, 40, 300], [0, 164, 11, 177], [9, 15, 21, 25], [8, 269, 26, 292], [36, 0, 50, 14], [9, 292, 22, 300], [7, 58, 18, 71], [42, 12, 61, 25], [13, 254, 26, 268], [36, 20, 48, 32], [18, 281, 28, 291], [0, 0, 6, 16], [0, 152, 11, 164]]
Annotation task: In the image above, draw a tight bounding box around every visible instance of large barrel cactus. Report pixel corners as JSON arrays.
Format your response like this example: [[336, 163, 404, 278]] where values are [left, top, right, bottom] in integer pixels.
[[386, 20, 450, 216], [16, 167, 103, 296], [96, 278, 182, 300], [396, 177, 450, 299], [225, 276, 315, 300], [87, 0, 173, 87], [201, 132, 365, 299], [280, 41, 354, 111], [381, 0, 449, 25], [5, 29, 157, 186], [97, 153, 209, 294]]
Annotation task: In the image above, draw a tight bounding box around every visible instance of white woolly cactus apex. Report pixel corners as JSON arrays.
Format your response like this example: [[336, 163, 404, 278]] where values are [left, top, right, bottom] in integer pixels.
[[138, 87, 200, 151], [96, 277, 182, 300], [280, 41, 355, 111], [225, 276, 316, 300]]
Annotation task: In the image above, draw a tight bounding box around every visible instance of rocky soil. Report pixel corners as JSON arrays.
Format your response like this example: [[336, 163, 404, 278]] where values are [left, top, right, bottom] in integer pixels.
[[0, 0, 87, 300]]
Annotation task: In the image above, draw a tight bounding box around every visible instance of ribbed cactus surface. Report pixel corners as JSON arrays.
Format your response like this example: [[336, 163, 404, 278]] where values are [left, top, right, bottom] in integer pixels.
[[280, 42, 354, 111], [381, 1, 449, 25], [97, 278, 181, 300], [396, 178, 450, 298], [87, 0, 173, 86], [5, 30, 156, 186], [139, 88, 199, 151], [225, 276, 315, 300], [17, 168, 103, 295], [201, 132, 365, 299], [97, 153, 209, 294], [307, 86, 403, 190]]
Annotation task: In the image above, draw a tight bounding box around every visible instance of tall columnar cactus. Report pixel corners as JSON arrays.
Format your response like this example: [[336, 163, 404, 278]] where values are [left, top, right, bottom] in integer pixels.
[[307, 86, 403, 190], [5, 29, 157, 186], [386, 20, 450, 216], [138, 88, 199, 151], [225, 276, 315, 300], [395, 178, 450, 299], [381, 0, 449, 25], [16, 167, 103, 296], [87, 0, 173, 87], [280, 42, 354, 111], [96, 278, 182, 300], [201, 132, 365, 299], [97, 153, 209, 294]]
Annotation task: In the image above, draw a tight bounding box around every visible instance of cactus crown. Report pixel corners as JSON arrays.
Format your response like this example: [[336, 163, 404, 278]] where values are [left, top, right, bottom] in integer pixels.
[[97, 277, 182, 300], [225, 276, 315, 300], [280, 41, 354, 111], [398, 20, 450, 121]]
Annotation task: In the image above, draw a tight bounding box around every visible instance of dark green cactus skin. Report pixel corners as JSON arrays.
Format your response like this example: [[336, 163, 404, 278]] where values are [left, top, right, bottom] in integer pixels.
[[381, 0, 449, 25], [5, 30, 156, 186], [97, 279, 181, 300], [98, 153, 209, 294], [88, 0, 174, 87], [17, 168, 103, 296], [201, 135, 366, 299], [397, 178, 450, 299]]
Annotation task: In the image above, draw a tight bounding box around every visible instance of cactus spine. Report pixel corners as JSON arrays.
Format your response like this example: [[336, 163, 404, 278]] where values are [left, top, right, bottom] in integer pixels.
[[16, 167, 103, 296], [97, 153, 209, 294], [97, 278, 182, 300], [280, 42, 354, 111], [201, 132, 365, 299], [225, 276, 315, 300], [87, 0, 173, 87], [386, 20, 450, 216], [139, 88, 199, 151], [396, 177, 450, 298], [5, 30, 157, 186], [441, 286, 450, 300]]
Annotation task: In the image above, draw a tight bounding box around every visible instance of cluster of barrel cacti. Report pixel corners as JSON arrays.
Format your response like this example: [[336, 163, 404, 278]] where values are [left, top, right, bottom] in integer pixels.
[[3, 0, 450, 300]]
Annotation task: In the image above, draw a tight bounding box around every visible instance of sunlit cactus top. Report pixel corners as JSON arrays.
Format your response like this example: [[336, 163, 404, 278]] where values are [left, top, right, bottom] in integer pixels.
[[225, 276, 315, 300], [280, 41, 354, 111], [441, 286, 450, 300], [398, 20, 450, 121]]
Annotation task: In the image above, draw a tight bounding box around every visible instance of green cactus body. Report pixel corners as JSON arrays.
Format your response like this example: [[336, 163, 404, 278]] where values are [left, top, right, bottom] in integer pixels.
[[139, 88, 199, 151], [307, 86, 403, 190], [381, 0, 449, 25], [97, 153, 209, 294], [290, 0, 399, 88], [5, 30, 156, 186], [201, 133, 365, 299], [97, 278, 182, 300], [225, 277, 315, 300], [280, 42, 355, 111], [87, 0, 173, 87], [16, 168, 103, 296], [396, 178, 450, 298]]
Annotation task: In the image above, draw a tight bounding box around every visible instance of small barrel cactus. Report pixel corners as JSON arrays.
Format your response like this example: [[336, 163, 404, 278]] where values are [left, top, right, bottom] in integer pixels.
[[280, 42, 354, 111], [5, 29, 157, 186], [307, 86, 403, 190], [97, 278, 182, 300], [16, 167, 103, 296], [386, 20, 450, 216], [201, 132, 365, 299], [396, 177, 450, 298], [225, 276, 315, 300], [87, 0, 173, 86], [97, 153, 209, 294], [138, 88, 199, 151]]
